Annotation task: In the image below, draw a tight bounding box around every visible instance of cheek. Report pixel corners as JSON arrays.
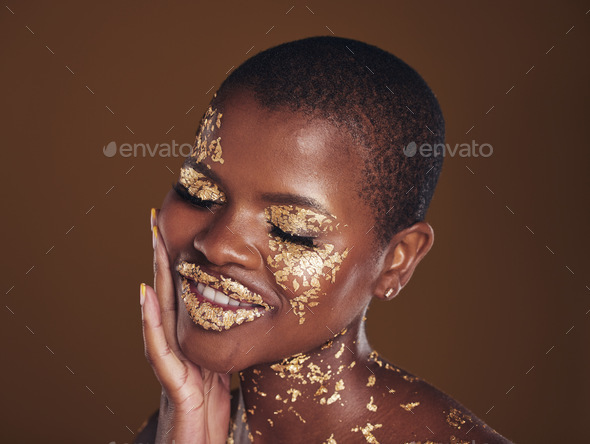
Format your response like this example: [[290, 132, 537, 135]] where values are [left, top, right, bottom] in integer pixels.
[[266, 238, 349, 324], [159, 197, 203, 252]]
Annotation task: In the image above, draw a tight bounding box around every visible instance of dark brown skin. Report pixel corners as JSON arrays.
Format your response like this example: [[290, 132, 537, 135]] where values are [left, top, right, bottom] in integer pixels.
[[138, 90, 512, 443]]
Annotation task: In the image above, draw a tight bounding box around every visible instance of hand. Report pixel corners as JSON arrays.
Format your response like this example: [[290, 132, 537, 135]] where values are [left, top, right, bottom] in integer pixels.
[[140, 209, 231, 443]]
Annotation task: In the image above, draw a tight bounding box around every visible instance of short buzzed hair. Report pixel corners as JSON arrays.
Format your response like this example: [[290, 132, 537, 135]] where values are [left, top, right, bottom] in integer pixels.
[[211, 36, 445, 247]]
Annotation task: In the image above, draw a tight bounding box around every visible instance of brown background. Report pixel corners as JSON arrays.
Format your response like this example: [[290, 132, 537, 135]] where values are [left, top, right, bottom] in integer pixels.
[[1, 1, 588, 442]]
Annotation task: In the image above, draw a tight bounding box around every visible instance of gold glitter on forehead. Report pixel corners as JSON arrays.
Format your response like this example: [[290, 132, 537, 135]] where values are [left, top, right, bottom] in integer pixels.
[[400, 401, 420, 412], [179, 167, 226, 203], [367, 375, 376, 387], [191, 104, 224, 165], [351, 423, 383, 444], [265, 205, 338, 236], [446, 408, 472, 429]]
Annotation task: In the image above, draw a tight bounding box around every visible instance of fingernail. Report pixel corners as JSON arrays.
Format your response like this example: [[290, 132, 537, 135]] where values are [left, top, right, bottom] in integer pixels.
[[150, 208, 156, 230], [152, 225, 158, 250], [140, 283, 146, 306]]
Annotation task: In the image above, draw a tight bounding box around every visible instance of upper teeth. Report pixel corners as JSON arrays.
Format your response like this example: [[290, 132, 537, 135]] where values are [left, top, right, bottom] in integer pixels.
[[196, 282, 254, 307]]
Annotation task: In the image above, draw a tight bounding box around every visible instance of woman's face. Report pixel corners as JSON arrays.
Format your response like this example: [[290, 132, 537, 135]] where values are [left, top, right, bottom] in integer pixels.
[[159, 90, 383, 372]]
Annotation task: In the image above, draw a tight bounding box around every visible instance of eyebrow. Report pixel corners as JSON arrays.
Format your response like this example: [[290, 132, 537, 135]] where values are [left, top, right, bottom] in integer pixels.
[[260, 192, 334, 218], [182, 159, 334, 217]]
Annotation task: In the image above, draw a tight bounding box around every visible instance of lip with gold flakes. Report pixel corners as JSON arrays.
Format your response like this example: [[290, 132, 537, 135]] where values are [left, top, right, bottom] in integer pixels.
[[177, 261, 274, 331]]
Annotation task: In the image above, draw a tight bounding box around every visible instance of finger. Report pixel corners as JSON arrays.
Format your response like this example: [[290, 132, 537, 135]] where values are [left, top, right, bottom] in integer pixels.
[[141, 283, 187, 391], [151, 214, 183, 357]]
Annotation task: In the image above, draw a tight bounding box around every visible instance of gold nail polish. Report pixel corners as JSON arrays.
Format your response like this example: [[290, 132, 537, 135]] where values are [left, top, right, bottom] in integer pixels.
[[152, 226, 158, 250], [150, 208, 156, 230], [140, 283, 146, 306]]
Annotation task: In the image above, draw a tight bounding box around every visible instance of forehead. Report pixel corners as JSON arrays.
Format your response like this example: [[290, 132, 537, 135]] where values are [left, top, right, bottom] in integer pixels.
[[196, 91, 370, 222]]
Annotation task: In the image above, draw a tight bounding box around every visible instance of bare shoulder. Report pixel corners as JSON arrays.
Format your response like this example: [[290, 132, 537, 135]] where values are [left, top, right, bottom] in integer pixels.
[[364, 352, 514, 443]]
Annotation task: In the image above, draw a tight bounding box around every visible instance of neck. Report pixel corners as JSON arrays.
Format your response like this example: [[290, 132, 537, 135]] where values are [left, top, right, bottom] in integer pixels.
[[229, 317, 375, 443]]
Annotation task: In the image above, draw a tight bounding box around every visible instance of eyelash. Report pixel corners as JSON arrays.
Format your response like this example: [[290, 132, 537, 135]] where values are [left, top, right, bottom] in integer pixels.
[[270, 225, 316, 248], [173, 182, 317, 248], [172, 183, 217, 209]]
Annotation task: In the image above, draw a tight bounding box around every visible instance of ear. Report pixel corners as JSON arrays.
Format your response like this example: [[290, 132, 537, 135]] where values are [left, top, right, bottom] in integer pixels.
[[373, 221, 434, 301]]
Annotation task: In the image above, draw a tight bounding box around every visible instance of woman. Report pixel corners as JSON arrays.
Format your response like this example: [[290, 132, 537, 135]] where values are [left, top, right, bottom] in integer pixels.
[[136, 36, 512, 443]]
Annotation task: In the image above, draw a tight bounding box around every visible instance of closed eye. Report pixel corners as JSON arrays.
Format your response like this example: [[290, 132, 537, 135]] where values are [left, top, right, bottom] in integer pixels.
[[270, 224, 316, 248], [172, 183, 218, 209]]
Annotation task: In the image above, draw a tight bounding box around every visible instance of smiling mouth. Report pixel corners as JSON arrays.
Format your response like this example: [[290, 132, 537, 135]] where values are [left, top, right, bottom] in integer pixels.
[[176, 261, 273, 331]]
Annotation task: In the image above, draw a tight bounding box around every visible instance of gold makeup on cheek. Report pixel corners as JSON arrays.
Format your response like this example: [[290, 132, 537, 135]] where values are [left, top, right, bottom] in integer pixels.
[[179, 167, 226, 203], [265, 205, 349, 323], [266, 239, 348, 324], [190, 104, 224, 165]]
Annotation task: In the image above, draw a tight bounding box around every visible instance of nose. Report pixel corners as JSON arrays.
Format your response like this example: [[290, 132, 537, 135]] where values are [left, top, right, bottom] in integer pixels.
[[193, 208, 261, 269]]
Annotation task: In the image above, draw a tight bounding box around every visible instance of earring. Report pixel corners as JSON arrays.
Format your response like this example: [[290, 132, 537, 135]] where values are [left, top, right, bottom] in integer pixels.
[[385, 288, 394, 299]]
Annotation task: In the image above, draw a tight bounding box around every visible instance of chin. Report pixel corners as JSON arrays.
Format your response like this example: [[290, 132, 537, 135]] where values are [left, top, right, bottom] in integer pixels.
[[177, 330, 254, 373]]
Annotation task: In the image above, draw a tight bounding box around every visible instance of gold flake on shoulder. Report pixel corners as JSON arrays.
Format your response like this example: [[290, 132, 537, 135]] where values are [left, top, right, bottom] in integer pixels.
[[450, 437, 472, 444], [366, 396, 378, 412], [322, 433, 337, 444], [351, 423, 383, 444], [447, 408, 471, 429], [287, 405, 306, 423], [400, 401, 420, 412], [326, 392, 341, 405], [287, 388, 302, 402], [367, 375, 376, 387]]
